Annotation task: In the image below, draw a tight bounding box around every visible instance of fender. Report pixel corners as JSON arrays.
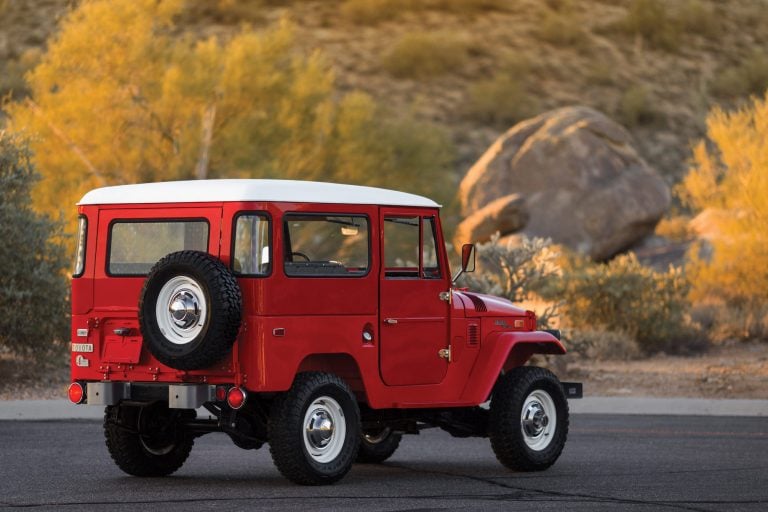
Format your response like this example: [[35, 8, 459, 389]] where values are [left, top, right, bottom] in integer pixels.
[[460, 331, 566, 404]]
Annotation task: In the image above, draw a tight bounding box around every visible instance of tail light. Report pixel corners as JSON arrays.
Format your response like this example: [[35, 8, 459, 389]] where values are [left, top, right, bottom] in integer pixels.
[[68, 382, 85, 404], [227, 386, 247, 410], [215, 385, 228, 402]]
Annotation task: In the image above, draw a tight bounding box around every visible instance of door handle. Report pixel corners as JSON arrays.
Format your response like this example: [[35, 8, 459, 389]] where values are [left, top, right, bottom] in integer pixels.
[[384, 318, 398, 325]]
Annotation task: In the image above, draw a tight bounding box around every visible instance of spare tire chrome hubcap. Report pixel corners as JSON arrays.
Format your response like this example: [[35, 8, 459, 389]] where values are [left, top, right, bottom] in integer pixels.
[[156, 276, 207, 345]]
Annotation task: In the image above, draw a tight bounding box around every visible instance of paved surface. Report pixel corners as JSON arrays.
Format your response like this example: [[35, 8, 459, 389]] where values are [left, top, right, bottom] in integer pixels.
[[0, 415, 766, 511], [3, 397, 768, 420]]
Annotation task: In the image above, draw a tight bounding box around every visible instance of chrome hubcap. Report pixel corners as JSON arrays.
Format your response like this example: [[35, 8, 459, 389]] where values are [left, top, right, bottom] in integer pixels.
[[302, 396, 346, 463], [155, 276, 207, 345], [520, 389, 556, 451]]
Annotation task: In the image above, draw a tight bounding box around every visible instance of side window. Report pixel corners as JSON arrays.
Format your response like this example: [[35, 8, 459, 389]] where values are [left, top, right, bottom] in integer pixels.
[[384, 216, 442, 279], [232, 214, 271, 276], [283, 214, 369, 277], [108, 220, 209, 276], [73, 215, 87, 277]]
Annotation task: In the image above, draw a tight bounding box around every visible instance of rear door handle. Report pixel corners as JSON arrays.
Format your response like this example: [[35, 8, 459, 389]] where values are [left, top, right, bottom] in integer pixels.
[[384, 318, 398, 325]]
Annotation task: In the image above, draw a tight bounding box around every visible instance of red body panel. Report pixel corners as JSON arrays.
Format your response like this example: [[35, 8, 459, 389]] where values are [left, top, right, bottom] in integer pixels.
[[71, 199, 566, 409]]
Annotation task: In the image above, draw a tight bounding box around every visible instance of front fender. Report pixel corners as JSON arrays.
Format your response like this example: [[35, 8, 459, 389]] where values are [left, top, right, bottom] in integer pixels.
[[460, 331, 566, 404]]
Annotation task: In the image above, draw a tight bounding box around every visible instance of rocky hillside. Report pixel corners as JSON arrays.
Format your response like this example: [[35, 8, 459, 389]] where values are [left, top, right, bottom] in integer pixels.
[[2, 0, 767, 190]]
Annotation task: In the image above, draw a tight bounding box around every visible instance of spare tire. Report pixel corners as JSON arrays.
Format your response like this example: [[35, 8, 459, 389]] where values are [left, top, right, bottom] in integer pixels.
[[139, 250, 242, 371]]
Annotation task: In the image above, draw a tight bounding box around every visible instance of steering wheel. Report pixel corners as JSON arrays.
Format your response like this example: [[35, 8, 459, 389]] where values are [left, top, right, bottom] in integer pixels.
[[291, 251, 310, 262]]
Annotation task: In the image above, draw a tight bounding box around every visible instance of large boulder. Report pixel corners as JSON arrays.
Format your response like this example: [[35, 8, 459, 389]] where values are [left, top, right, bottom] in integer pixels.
[[459, 106, 670, 260], [453, 194, 528, 249]]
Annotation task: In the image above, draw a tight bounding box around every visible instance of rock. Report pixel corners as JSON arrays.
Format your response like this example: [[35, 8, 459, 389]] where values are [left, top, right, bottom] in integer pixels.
[[459, 106, 670, 260], [453, 194, 528, 248]]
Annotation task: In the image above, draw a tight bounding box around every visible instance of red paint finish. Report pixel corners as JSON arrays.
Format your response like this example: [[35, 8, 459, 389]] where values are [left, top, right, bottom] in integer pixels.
[[71, 194, 567, 410]]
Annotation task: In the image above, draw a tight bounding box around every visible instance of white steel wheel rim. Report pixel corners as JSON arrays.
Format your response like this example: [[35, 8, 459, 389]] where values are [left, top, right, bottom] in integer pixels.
[[520, 389, 556, 451], [155, 276, 207, 345], [303, 396, 346, 463]]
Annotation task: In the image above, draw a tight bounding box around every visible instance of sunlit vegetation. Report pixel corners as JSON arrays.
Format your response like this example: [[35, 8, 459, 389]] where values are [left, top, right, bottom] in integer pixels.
[[6, 0, 454, 240]]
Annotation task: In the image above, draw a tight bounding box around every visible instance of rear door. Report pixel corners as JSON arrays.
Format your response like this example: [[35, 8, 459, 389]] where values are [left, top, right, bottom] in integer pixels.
[[379, 209, 450, 386], [92, 206, 222, 366]]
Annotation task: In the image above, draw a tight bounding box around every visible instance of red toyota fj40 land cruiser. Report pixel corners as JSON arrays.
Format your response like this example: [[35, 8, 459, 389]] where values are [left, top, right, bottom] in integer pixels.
[[68, 179, 581, 485]]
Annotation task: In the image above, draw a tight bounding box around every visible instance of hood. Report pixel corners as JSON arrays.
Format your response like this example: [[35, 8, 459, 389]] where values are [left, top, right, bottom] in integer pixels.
[[455, 291, 529, 317]]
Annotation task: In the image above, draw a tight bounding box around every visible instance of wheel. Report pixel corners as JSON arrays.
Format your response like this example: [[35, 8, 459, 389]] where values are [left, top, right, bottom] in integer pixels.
[[489, 366, 569, 472], [139, 250, 242, 370], [268, 372, 360, 485], [104, 403, 194, 477], [356, 427, 402, 463]]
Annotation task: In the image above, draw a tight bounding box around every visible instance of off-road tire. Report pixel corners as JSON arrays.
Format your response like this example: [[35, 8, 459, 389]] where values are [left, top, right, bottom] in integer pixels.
[[268, 372, 360, 485], [139, 250, 242, 370], [356, 428, 402, 463], [489, 366, 569, 472], [104, 404, 194, 477]]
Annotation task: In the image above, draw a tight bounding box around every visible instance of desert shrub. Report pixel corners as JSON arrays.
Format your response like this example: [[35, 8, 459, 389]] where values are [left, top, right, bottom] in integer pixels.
[[459, 235, 561, 328], [676, 0, 720, 38], [679, 94, 768, 341], [619, 0, 679, 51], [566, 328, 640, 361], [341, 0, 506, 24], [711, 52, 768, 99], [465, 73, 539, 126], [536, 9, 589, 48], [382, 32, 468, 79], [0, 49, 41, 101], [617, 84, 657, 127], [0, 132, 69, 361], [551, 252, 697, 354]]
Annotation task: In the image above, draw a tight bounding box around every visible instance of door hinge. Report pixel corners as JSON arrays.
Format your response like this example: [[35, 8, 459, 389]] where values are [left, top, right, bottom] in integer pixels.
[[438, 347, 452, 362], [439, 290, 452, 303]]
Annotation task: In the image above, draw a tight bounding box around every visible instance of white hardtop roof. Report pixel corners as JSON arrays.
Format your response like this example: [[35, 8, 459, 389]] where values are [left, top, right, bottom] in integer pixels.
[[78, 179, 440, 208]]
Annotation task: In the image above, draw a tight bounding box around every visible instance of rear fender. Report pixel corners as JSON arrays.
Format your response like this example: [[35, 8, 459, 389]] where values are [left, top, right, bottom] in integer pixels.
[[460, 331, 566, 404]]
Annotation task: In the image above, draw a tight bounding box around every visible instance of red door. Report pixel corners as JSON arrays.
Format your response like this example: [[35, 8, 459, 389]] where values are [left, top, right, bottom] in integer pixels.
[[379, 209, 450, 386]]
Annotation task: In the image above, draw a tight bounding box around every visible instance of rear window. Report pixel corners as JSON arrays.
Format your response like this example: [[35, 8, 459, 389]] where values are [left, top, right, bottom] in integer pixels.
[[108, 220, 209, 275], [283, 214, 369, 277]]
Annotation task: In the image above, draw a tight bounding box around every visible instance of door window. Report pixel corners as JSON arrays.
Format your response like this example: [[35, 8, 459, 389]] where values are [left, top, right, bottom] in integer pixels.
[[283, 214, 369, 277], [384, 216, 442, 279]]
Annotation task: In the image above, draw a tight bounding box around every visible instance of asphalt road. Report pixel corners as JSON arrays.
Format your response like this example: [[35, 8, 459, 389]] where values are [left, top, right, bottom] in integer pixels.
[[0, 414, 766, 511]]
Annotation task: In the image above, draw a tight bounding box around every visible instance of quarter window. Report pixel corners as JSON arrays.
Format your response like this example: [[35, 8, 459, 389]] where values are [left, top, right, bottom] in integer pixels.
[[73, 216, 87, 277], [283, 215, 369, 277], [232, 214, 271, 276], [108, 220, 209, 275]]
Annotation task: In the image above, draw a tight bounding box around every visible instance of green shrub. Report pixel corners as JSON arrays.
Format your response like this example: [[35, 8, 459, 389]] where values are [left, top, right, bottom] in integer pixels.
[[382, 32, 468, 79], [617, 84, 657, 127], [465, 73, 539, 126], [459, 235, 562, 328], [676, 0, 720, 38], [0, 132, 69, 361], [711, 52, 768, 99], [620, 0, 679, 51], [551, 252, 699, 354], [536, 9, 589, 48]]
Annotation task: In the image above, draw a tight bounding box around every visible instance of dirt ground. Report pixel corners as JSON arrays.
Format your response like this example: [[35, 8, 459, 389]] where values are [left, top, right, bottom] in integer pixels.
[[561, 340, 768, 399], [1, 342, 766, 401]]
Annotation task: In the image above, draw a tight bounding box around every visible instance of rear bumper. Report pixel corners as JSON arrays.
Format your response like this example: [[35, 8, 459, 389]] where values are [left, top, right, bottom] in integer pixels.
[[82, 382, 217, 409]]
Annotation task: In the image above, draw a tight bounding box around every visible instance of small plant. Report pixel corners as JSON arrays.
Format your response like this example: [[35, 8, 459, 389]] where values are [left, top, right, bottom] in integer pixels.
[[620, 0, 679, 51], [460, 235, 562, 328], [465, 73, 539, 126], [676, 0, 720, 38], [382, 32, 469, 79], [536, 9, 589, 49], [566, 328, 641, 361], [711, 52, 768, 99], [617, 84, 657, 127]]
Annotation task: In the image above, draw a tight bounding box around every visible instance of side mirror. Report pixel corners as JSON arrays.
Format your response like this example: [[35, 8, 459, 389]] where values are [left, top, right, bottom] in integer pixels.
[[461, 243, 476, 273]]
